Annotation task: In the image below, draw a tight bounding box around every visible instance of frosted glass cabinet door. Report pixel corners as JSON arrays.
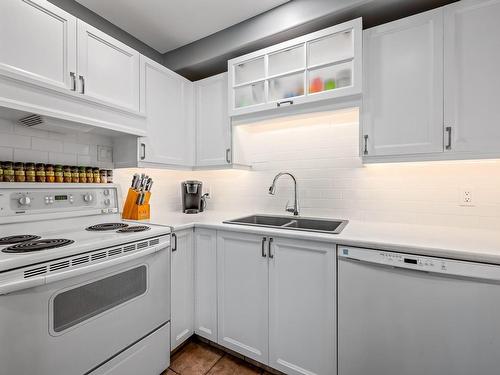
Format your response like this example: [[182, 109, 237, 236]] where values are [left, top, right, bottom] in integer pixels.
[[268, 45, 305, 76], [308, 30, 354, 67], [444, 0, 500, 153], [362, 9, 444, 157], [234, 57, 265, 85], [268, 72, 305, 102], [0, 0, 77, 90]]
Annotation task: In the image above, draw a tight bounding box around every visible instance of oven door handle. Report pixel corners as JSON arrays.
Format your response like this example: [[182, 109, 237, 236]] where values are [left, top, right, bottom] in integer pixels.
[[0, 245, 169, 295]]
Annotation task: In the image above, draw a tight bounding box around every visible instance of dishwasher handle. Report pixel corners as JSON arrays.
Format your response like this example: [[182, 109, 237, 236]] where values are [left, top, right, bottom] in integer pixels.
[[339, 246, 500, 283]]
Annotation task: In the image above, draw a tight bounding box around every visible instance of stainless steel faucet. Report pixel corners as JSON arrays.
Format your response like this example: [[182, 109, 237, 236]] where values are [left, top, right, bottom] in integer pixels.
[[268, 172, 300, 216]]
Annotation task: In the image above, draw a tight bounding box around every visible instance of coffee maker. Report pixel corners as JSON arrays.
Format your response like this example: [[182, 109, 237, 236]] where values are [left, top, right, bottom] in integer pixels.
[[181, 181, 203, 214]]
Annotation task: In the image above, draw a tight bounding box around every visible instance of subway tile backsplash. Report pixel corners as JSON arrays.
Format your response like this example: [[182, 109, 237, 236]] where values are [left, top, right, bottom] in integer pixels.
[[115, 110, 500, 231], [0, 117, 113, 169]]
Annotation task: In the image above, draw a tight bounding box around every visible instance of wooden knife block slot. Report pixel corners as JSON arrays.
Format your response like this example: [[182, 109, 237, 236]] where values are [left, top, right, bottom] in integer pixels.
[[122, 188, 151, 220]]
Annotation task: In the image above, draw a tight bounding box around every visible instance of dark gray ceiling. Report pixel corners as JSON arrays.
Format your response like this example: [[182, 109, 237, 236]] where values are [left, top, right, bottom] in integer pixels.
[[164, 0, 459, 81], [49, 0, 458, 82]]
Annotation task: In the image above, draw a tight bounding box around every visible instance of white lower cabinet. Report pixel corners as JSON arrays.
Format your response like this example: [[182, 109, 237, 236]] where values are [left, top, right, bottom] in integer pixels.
[[216, 230, 336, 374], [216, 231, 269, 363], [171, 229, 194, 350], [194, 228, 218, 341], [269, 237, 336, 375]]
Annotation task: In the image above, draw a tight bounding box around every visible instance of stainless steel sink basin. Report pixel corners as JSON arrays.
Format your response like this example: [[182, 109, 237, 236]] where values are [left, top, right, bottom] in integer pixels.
[[223, 215, 348, 234]]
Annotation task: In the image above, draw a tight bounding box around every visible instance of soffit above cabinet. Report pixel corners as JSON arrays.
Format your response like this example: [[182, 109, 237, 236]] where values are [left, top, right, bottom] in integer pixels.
[[74, 0, 290, 53]]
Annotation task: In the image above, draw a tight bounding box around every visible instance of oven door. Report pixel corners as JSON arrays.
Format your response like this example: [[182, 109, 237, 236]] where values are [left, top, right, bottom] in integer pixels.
[[0, 247, 170, 375]]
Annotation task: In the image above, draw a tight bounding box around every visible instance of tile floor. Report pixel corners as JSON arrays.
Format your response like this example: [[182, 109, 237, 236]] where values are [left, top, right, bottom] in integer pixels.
[[163, 338, 278, 375]]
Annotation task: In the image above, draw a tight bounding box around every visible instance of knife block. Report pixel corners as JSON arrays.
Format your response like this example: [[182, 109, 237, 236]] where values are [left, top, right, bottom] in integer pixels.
[[122, 188, 151, 220]]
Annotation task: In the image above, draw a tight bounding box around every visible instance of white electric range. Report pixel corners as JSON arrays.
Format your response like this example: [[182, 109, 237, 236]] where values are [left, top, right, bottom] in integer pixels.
[[0, 183, 171, 375]]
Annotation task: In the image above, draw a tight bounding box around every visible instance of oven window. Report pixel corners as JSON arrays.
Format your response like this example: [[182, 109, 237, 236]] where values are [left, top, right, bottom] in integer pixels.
[[53, 266, 147, 333]]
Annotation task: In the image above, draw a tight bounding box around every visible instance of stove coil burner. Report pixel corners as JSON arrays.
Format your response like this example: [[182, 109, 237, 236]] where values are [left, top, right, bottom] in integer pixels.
[[86, 223, 129, 231], [117, 225, 151, 233], [2, 239, 75, 253], [0, 235, 41, 245]]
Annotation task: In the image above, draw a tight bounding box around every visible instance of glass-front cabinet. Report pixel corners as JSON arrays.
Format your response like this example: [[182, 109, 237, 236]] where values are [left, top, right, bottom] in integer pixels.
[[228, 18, 362, 117]]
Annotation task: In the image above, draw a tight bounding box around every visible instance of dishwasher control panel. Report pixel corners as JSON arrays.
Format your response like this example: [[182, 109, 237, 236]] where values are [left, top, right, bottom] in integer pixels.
[[338, 246, 500, 282]]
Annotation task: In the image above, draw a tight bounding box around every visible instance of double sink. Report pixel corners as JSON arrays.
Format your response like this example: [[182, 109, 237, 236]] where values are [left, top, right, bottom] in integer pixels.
[[224, 214, 348, 234]]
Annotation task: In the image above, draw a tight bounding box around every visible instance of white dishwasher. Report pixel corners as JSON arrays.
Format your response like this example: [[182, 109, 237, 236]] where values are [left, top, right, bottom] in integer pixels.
[[338, 246, 500, 375]]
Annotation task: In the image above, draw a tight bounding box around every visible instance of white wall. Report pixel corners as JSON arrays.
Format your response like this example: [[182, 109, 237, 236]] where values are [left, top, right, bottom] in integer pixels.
[[0, 117, 113, 169], [114, 109, 500, 230]]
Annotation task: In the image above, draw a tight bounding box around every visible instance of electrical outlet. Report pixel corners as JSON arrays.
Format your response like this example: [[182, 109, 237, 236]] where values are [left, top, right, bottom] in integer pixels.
[[97, 145, 113, 163], [460, 188, 474, 206]]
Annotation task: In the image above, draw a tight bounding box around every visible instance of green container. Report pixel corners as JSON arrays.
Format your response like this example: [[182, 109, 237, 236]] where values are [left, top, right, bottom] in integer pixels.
[[324, 79, 336, 91]]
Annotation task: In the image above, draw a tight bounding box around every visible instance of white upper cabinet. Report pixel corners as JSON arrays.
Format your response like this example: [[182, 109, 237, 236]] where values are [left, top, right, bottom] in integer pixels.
[[228, 18, 362, 117], [0, 0, 77, 90], [362, 9, 444, 157], [195, 73, 232, 167], [362, 0, 500, 162], [444, 0, 500, 154], [139, 56, 193, 167], [77, 21, 140, 112]]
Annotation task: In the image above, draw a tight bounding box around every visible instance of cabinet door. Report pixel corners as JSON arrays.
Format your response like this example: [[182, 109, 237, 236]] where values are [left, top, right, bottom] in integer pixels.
[[217, 231, 269, 364], [171, 230, 194, 350], [139, 56, 193, 166], [269, 237, 336, 375], [77, 20, 140, 112], [444, 0, 500, 153], [0, 0, 76, 90], [362, 9, 444, 156], [194, 229, 218, 342], [195, 73, 231, 167]]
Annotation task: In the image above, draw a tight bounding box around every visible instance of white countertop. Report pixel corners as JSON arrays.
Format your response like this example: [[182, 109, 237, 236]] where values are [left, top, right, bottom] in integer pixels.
[[143, 211, 500, 264]]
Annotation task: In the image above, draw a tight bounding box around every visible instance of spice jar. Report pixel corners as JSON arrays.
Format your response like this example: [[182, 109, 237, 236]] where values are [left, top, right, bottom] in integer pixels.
[[55, 165, 64, 183], [107, 170, 113, 184], [14, 162, 25, 182], [100, 169, 107, 183], [71, 166, 79, 183], [45, 164, 55, 183], [86, 167, 93, 183], [93, 167, 100, 183], [63, 165, 72, 183], [25, 162, 36, 183], [3, 162, 14, 182], [36, 163, 46, 183], [79, 166, 87, 183]]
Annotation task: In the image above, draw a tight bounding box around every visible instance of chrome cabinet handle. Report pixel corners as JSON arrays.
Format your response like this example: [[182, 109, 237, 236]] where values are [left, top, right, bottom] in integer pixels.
[[268, 238, 274, 259], [445, 126, 452, 150], [79, 75, 85, 94], [261, 237, 267, 258], [171, 233, 177, 252], [277, 100, 293, 107], [70, 72, 76, 91], [225, 148, 231, 164], [363, 135, 369, 155], [140, 143, 146, 160]]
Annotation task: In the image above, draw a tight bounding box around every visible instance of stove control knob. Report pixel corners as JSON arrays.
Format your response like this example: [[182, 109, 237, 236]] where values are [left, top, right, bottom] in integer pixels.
[[103, 189, 110, 196], [83, 193, 93, 203], [104, 199, 111, 206], [18, 196, 31, 206]]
